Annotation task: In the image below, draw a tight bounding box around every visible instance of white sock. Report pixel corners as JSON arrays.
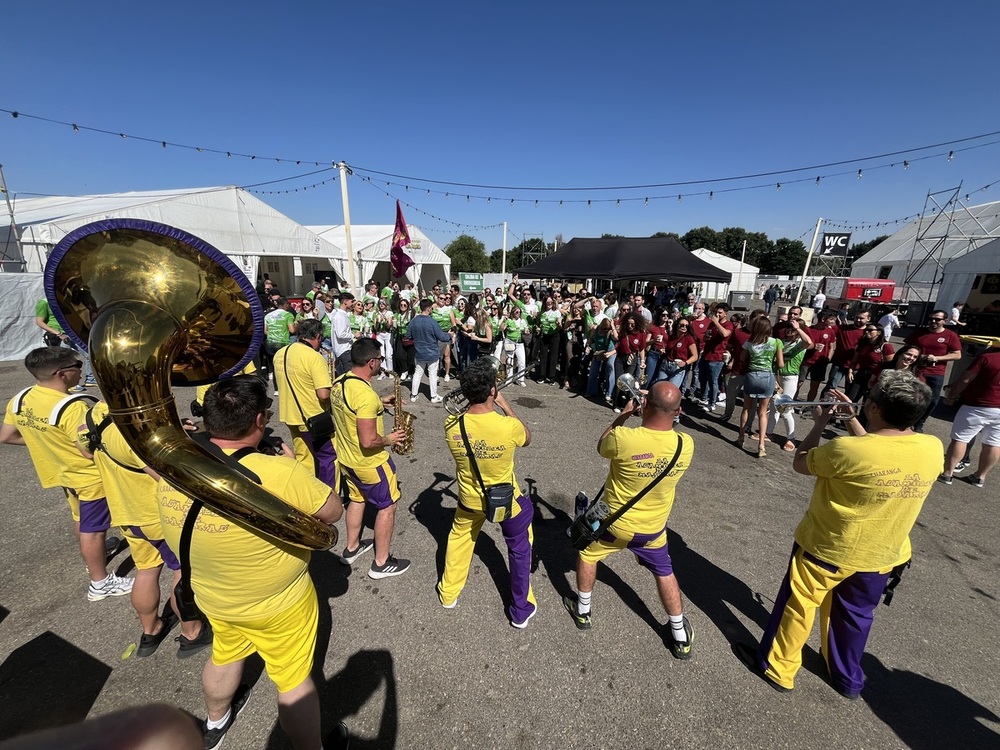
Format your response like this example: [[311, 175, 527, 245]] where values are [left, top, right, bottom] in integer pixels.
[[206, 708, 231, 730], [577, 590, 592, 615], [92, 574, 110, 587], [669, 614, 687, 642]]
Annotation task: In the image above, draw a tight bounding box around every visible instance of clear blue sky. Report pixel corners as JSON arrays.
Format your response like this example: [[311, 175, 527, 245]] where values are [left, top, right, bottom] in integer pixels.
[[4, 1, 1000, 254]]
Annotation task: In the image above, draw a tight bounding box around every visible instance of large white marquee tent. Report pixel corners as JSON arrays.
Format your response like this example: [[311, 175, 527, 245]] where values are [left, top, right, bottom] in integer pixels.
[[690, 247, 759, 300]]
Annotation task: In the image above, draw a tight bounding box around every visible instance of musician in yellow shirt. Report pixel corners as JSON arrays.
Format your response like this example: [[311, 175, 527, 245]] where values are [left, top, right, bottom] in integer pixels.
[[438, 358, 536, 627], [744, 370, 942, 699], [1, 347, 132, 601], [157, 375, 342, 750], [331, 338, 409, 579], [564, 381, 696, 660]]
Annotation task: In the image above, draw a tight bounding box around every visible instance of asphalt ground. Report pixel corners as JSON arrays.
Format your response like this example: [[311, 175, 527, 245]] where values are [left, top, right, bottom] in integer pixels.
[[0, 356, 998, 749]]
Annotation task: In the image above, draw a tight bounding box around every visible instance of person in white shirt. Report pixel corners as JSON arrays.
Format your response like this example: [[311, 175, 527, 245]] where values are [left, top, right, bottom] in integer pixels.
[[948, 301, 967, 327], [878, 307, 901, 340], [811, 291, 826, 315], [330, 293, 355, 375]]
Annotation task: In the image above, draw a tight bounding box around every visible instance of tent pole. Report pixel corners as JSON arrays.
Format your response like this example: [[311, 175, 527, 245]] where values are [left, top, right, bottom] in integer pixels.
[[794, 217, 824, 307], [338, 161, 359, 295], [736, 239, 747, 300]]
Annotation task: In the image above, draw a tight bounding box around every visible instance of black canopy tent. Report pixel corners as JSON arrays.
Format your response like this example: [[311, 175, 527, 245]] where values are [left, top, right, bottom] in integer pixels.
[[513, 237, 731, 283]]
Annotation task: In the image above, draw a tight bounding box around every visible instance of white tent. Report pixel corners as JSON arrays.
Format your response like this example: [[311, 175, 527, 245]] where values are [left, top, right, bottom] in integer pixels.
[[690, 248, 759, 301], [936, 237, 1000, 313], [307, 225, 451, 293], [850, 200, 1000, 301], [0, 187, 347, 292]]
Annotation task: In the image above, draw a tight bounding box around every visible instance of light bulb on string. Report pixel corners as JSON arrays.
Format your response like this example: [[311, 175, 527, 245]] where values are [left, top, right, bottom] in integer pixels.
[[72, 123, 79, 131], [709, 191, 714, 200], [857, 169, 863, 179], [903, 160, 909, 169], [776, 183, 782, 191], [644, 197, 648, 206], [948, 151, 954, 160]]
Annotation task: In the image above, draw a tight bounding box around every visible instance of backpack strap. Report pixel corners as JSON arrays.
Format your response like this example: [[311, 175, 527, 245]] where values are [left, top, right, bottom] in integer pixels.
[[336, 374, 370, 416], [12, 387, 32, 415], [49, 392, 98, 426]]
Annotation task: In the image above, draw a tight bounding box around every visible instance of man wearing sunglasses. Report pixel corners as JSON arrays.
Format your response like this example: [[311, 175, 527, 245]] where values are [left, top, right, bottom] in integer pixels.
[[904, 311, 962, 432], [2, 347, 133, 601]]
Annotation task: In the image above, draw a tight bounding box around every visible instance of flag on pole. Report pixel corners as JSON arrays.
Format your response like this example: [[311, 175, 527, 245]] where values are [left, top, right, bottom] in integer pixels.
[[390, 200, 415, 278]]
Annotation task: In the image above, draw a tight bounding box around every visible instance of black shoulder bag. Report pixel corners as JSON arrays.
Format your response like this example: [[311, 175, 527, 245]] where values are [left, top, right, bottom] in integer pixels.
[[570, 432, 686, 551], [173, 437, 261, 621], [458, 414, 515, 523], [283, 343, 335, 445]]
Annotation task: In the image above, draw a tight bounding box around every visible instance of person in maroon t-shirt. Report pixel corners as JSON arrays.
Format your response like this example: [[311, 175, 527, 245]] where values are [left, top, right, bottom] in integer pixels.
[[685, 302, 710, 398], [613, 312, 649, 412], [662, 319, 699, 393], [939, 347, 1000, 487], [826, 310, 871, 392], [696, 304, 734, 412], [802, 311, 839, 401], [645, 309, 672, 385], [722, 314, 751, 421], [904, 310, 963, 432], [845, 323, 894, 404]]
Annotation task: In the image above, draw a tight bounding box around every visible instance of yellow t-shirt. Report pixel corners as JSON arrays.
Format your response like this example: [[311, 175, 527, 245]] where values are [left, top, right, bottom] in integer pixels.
[[598, 427, 694, 536], [157, 450, 330, 622], [331, 373, 387, 470], [444, 411, 526, 513], [194, 363, 258, 407], [78, 402, 159, 527], [796, 432, 943, 570], [4, 385, 104, 500], [274, 343, 332, 426]]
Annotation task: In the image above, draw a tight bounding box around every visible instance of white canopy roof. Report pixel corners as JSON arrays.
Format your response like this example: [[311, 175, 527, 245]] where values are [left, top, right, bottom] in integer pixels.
[[691, 247, 759, 299], [307, 224, 451, 291], [1, 187, 346, 278]]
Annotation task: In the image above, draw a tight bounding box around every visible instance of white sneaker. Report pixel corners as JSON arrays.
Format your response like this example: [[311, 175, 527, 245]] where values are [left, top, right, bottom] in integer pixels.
[[273, 389, 279, 397], [517, 381, 526, 387], [410, 393, 419, 402], [444, 374, 451, 382], [430, 396, 444, 404], [87, 574, 134, 601]]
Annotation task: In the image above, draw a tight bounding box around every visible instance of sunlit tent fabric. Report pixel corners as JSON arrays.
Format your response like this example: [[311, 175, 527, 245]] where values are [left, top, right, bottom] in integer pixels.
[[513, 237, 731, 283]]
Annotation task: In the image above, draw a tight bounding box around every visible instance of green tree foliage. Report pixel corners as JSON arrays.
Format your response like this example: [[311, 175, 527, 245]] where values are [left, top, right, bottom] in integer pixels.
[[489, 237, 553, 273], [680, 227, 719, 252], [848, 234, 889, 260], [759, 238, 808, 276], [445, 234, 490, 274]]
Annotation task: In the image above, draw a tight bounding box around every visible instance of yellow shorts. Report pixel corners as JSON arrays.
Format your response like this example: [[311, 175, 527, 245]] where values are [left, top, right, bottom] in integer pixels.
[[207, 588, 319, 694], [121, 524, 181, 571], [341, 459, 400, 510], [64, 487, 80, 522]]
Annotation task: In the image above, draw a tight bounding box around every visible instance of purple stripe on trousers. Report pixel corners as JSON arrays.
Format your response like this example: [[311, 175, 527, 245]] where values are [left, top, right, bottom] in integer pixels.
[[300, 429, 338, 489], [128, 525, 181, 570], [756, 544, 800, 674], [500, 494, 535, 624], [824, 569, 890, 697]]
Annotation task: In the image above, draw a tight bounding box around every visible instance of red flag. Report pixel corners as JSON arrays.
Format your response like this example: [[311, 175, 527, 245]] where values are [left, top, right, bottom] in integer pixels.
[[390, 200, 415, 278]]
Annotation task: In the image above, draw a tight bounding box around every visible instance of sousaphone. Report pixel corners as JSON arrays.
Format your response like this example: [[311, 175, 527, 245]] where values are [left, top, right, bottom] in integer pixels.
[[45, 218, 335, 550]]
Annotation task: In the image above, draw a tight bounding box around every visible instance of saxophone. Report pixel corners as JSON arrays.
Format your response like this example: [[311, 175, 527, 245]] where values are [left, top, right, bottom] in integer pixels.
[[387, 370, 415, 455]]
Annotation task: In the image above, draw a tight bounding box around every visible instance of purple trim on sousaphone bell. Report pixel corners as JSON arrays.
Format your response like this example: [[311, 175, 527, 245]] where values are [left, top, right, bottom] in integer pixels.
[[44, 218, 265, 380]]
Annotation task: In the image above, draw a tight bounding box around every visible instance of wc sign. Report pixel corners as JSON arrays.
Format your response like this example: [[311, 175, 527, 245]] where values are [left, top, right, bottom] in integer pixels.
[[821, 232, 852, 255]]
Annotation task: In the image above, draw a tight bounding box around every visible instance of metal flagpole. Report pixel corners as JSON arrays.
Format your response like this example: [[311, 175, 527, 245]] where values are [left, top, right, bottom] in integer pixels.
[[736, 239, 747, 298], [501, 221, 507, 283], [794, 218, 824, 308], [338, 162, 358, 295]]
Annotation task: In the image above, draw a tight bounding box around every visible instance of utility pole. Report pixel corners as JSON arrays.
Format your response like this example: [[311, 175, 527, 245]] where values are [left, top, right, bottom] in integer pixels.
[[0, 164, 25, 272], [794, 218, 824, 308], [501, 221, 507, 282], [338, 162, 358, 294]]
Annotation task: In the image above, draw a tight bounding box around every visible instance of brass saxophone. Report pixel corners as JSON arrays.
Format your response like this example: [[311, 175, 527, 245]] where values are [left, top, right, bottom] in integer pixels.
[[387, 369, 415, 455], [322, 346, 337, 380]]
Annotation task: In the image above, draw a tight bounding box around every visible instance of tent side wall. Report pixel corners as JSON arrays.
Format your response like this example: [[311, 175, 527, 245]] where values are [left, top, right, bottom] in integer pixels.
[[0, 273, 44, 362]]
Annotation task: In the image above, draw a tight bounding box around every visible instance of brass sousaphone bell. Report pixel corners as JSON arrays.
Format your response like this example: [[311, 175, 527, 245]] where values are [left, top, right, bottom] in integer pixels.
[[45, 219, 335, 550]]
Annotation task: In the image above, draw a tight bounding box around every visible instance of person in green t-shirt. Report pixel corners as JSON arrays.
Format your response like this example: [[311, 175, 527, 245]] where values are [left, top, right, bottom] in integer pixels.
[[738, 316, 785, 457], [430, 293, 457, 382], [35, 298, 97, 389], [769, 317, 814, 452], [537, 296, 564, 383]]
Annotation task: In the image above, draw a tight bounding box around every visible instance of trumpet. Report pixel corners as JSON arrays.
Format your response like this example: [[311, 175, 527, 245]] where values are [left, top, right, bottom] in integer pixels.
[[773, 393, 862, 415], [616, 373, 645, 409], [442, 359, 538, 415]]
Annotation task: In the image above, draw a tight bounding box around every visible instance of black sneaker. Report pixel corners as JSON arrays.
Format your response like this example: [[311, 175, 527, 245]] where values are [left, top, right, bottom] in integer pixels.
[[954, 460, 970, 474], [177, 620, 214, 659], [105, 535, 129, 562], [202, 684, 252, 750], [340, 539, 374, 566], [136, 609, 179, 657], [964, 475, 985, 488], [732, 642, 792, 693], [368, 555, 410, 580], [669, 617, 694, 660], [562, 594, 591, 630], [937, 473, 953, 485], [324, 721, 351, 750]]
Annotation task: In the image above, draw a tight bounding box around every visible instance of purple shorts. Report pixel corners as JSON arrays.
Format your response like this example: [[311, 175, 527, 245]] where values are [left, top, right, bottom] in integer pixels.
[[596, 527, 674, 577], [341, 458, 400, 510], [79, 496, 111, 533]]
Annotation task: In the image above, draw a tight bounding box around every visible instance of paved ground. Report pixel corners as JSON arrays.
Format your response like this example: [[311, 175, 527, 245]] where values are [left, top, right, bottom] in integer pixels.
[[0, 357, 998, 749]]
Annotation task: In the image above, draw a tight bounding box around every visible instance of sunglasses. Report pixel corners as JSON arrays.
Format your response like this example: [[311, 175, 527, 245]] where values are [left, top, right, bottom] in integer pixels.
[[53, 362, 84, 376]]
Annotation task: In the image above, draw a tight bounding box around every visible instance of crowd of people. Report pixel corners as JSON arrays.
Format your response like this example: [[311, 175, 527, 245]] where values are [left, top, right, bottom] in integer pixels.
[[3, 275, 998, 748]]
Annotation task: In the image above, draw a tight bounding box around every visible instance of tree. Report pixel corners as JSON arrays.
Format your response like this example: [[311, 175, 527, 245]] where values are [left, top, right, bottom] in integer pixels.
[[759, 238, 808, 276], [444, 234, 489, 274], [651, 231, 681, 241], [681, 226, 719, 252], [848, 234, 889, 260], [489, 237, 553, 274]]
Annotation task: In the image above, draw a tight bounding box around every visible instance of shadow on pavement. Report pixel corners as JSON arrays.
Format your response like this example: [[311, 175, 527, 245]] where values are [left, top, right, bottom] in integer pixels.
[[0, 631, 112, 741], [862, 653, 1000, 750], [524, 480, 576, 602], [266, 649, 398, 750], [310, 550, 352, 679]]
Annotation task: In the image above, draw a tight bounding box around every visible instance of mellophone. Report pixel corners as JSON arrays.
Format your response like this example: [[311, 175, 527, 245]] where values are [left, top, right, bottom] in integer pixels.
[[442, 357, 540, 415]]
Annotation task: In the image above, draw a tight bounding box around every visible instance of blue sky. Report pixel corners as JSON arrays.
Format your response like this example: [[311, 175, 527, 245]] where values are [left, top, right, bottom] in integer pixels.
[[4, 1, 1000, 254]]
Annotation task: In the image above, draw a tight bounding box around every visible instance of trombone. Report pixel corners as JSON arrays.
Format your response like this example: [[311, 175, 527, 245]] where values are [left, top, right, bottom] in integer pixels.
[[773, 393, 862, 415], [442, 358, 539, 415], [616, 373, 645, 409]]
